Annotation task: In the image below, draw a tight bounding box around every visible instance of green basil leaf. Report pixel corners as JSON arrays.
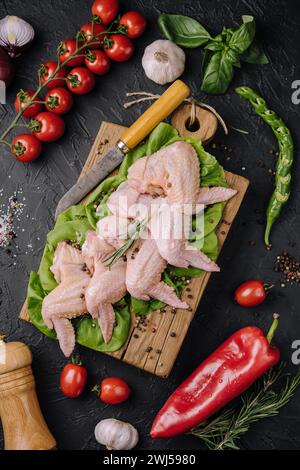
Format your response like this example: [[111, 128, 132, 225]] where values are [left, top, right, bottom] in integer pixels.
[[158, 13, 211, 48], [240, 40, 269, 64], [229, 15, 256, 54], [226, 48, 242, 68], [201, 49, 235, 94], [222, 27, 235, 44], [201, 49, 211, 76], [205, 39, 225, 52]]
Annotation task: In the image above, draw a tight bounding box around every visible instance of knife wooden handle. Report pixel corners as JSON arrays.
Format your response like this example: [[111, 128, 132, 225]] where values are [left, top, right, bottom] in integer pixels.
[[119, 80, 190, 150]]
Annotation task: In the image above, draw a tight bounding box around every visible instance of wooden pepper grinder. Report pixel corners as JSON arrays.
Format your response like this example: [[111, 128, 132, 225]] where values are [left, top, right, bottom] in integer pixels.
[[0, 336, 56, 450]]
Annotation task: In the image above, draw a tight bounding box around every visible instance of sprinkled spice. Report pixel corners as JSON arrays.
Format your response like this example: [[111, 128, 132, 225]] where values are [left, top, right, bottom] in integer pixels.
[[170, 332, 176, 337], [0, 190, 25, 248], [275, 252, 300, 285]]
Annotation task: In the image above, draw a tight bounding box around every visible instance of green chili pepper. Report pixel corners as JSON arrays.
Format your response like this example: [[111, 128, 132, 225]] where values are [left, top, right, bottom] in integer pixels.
[[235, 86, 293, 246]]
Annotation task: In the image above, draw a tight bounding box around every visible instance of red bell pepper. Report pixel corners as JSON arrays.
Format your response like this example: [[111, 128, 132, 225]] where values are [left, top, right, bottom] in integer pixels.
[[151, 315, 280, 438]]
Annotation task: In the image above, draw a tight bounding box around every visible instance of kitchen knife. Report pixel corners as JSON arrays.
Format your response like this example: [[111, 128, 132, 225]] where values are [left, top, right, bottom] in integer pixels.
[[55, 80, 190, 219]]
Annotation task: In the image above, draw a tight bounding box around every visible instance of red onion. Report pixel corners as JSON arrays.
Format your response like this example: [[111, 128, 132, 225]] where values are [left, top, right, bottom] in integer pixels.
[[0, 47, 14, 87], [0, 16, 35, 58]]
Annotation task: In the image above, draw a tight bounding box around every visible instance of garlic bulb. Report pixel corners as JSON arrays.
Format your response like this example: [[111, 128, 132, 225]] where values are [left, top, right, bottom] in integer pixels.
[[95, 418, 139, 450], [142, 39, 185, 85]]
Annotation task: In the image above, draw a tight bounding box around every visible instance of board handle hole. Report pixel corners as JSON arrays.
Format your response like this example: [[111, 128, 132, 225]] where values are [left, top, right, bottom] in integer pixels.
[[185, 117, 200, 132]]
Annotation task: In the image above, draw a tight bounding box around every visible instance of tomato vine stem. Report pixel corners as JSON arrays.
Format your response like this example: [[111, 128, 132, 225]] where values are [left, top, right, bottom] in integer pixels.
[[0, 26, 120, 145]]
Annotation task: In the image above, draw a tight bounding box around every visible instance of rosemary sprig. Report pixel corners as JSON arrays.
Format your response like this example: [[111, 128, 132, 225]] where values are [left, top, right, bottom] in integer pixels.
[[190, 363, 300, 450], [103, 218, 148, 269]]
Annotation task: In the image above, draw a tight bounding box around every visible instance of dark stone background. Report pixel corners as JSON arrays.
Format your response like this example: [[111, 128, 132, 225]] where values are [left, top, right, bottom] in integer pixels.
[[1, 0, 300, 451]]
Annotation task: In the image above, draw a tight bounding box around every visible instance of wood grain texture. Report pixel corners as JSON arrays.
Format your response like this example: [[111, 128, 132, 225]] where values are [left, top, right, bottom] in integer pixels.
[[0, 341, 56, 450], [171, 103, 218, 144], [20, 121, 249, 377]]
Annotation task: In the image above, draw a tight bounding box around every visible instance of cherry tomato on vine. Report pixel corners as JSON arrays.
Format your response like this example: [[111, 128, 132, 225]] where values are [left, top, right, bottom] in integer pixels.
[[45, 88, 74, 115], [58, 39, 84, 67], [40, 61, 68, 89], [30, 111, 65, 142], [91, 0, 119, 25], [234, 279, 272, 307], [93, 377, 131, 405], [14, 89, 44, 119], [60, 357, 87, 399], [119, 11, 147, 39], [67, 67, 96, 95], [80, 22, 106, 49], [104, 34, 134, 62], [11, 134, 42, 162], [84, 49, 111, 75]]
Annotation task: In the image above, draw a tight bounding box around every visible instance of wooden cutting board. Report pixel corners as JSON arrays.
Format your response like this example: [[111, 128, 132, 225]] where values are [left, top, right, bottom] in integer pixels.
[[20, 117, 249, 377]]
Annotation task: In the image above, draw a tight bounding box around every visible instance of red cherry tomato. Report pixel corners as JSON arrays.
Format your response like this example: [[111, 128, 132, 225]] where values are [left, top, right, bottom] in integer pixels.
[[30, 111, 65, 142], [119, 11, 147, 39], [45, 88, 74, 114], [11, 134, 42, 162], [60, 359, 87, 399], [234, 279, 268, 307], [14, 89, 44, 119], [80, 22, 106, 49], [40, 61, 68, 89], [84, 49, 111, 75], [67, 67, 96, 95], [97, 377, 131, 405], [104, 34, 134, 62], [58, 39, 84, 67], [91, 0, 119, 25]]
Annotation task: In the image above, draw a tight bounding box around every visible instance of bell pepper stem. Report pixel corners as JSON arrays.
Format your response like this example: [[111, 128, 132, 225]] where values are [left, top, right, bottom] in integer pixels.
[[266, 313, 280, 343]]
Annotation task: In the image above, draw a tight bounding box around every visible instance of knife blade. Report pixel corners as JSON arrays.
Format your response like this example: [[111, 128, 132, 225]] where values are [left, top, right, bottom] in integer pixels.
[[55, 146, 123, 219], [55, 80, 191, 219]]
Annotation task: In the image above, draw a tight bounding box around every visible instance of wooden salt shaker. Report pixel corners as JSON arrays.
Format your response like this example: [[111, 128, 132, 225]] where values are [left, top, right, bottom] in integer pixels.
[[0, 336, 56, 450]]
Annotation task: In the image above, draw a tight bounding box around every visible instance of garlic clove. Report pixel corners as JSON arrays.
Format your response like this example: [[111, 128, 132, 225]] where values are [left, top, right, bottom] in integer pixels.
[[142, 39, 185, 86]]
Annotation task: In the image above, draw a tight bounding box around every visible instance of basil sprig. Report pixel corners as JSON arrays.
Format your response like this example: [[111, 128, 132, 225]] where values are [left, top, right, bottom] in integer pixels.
[[158, 14, 268, 94]]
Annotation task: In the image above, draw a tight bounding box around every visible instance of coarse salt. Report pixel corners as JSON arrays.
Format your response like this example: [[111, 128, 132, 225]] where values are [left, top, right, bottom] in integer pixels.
[[0, 192, 25, 248]]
